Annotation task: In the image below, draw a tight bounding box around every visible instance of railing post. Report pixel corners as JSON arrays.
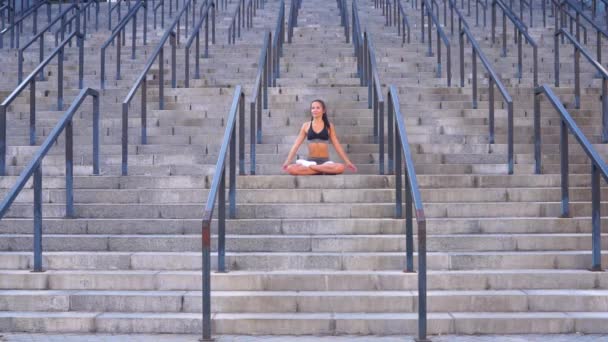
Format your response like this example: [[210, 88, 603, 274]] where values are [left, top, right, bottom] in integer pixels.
[[405, 169, 414, 273], [436, 30, 441, 78], [388, 91, 394, 174], [201, 218, 212, 340], [65, 120, 74, 217], [501, 12, 506, 57], [507, 100, 513, 174], [489, 78, 494, 144], [417, 218, 428, 342], [554, 31, 560, 87], [58, 46, 64, 110], [218, 167, 226, 272], [121, 103, 128, 176], [0, 104, 5, 176], [472, 47, 477, 109], [93, 92, 100, 175], [560, 119, 569, 217], [171, 32, 177, 88], [78, 35, 84, 89], [395, 128, 403, 218], [29, 80, 36, 146], [131, 10, 137, 59], [230, 122, 237, 216], [141, 78, 147, 145], [239, 93, 245, 176], [379, 98, 384, 175], [574, 44, 580, 109], [603, 78, 608, 143], [116, 30, 122, 80], [185, 45, 190, 88], [517, 30, 522, 81], [33, 164, 42, 272], [591, 163, 602, 271], [250, 101, 256, 174], [459, 30, 464, 87], [159, 46, 165, 109], [534, 89, 541, 174]]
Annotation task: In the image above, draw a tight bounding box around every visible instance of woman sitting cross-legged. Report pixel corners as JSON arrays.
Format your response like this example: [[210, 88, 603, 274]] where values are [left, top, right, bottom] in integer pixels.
[[282, 99, 357, 175]]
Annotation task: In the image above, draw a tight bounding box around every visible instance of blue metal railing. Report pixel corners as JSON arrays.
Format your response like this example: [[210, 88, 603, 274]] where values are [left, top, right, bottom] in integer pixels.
[[121, 0, 197, 175], [227, 0, 264, 44], [0, 0, 51, 48], [534, 84, 608, 272], [554, 28, 608, 143], [201, 86, 246, 341], [421, 0, 452, 86], [491, 0, 538, 85], [17, 4, 77, 83], [0, 31, 84, 176], [184, 0, 215, 87], [338, 0, 349, 42], [100, 0, 147, 89], [449, 0, 515, 174], [387, 84, 428, 342], [287, 0, 301, 43], [0, 88, 100, 272]]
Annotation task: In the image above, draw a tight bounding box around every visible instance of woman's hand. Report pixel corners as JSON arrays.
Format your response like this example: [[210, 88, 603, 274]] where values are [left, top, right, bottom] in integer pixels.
[[282, 162, 290, 172], [346, 162, 357, 172]]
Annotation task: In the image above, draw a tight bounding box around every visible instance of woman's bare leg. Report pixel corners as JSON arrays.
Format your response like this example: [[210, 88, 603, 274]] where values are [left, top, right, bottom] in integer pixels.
[[309, 163, 345, 175], [286, 164, 321, 175]]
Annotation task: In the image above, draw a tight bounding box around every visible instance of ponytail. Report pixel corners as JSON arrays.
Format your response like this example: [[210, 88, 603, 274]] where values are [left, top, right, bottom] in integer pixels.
[[322, 113, 331, 130], [312, 99, 331, 130]]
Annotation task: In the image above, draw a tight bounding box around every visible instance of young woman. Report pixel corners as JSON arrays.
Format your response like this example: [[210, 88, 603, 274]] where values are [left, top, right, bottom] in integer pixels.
[[282, 99, 357, 175]]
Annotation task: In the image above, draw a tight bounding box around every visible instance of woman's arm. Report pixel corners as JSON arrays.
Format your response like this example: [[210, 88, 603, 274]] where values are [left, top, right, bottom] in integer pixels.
[[282, 123, 308, 170], [329, 127, 357, 171]]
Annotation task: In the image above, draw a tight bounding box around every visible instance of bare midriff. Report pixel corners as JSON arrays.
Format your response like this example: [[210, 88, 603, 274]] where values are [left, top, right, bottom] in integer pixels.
[[307, 142, 329, 158]]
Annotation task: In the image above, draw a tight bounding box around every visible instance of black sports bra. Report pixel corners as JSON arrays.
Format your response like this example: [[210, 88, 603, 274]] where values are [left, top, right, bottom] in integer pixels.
[[307, 119, 329, 142]]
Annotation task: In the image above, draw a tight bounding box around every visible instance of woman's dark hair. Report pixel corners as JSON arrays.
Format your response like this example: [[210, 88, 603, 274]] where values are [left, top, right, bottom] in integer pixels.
[[311, 99, 331, 129]]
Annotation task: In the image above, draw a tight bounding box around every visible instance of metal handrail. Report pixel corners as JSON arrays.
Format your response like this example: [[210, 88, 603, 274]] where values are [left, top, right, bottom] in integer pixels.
[[249, 0, 284, 155], [554, 28, 608, 142], [474, 0, 487, 26], [448, 0, 471, 35], [100, 0, 147, 89], [0, 0, 51, 48], [184, 1, 215, 87], [201, 86, 246, 341], [227, 0, 262, 44], [287, 0, 301, 43], [0, 87, 100, 272], [358, 31, 386, 174], [547, 0, 588, 42], [491, 0, 538, 85], [18, 4, 77, 84], [421, 0, 452, 86], [395, 0, 411, 43], [534, 84, 608, 272], [53, 0, 100, 46], [270, 0, 284, 86], [249, 31, 270, 174], [386, 84, 428, 342], [0, 31, 84, 176], [108, 0, 125, 30], [450, 0, 515, 174], [352, 0, 363, 78], [375, 0, 394, 26], [153, 0, 166, 28], [559, 0, 608, 67], [121, 0, 195, 175], [338, 0, 349, 42]]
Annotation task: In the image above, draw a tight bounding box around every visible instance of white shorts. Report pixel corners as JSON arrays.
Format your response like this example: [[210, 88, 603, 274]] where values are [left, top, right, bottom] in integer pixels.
[[296, 159, 334, 167]]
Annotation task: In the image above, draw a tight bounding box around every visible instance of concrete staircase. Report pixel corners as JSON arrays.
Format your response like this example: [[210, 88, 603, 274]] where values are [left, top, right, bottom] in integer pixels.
[[0, 0, 607, 337]]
